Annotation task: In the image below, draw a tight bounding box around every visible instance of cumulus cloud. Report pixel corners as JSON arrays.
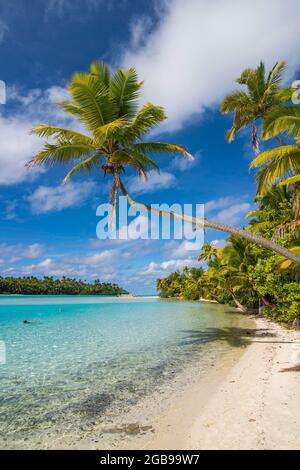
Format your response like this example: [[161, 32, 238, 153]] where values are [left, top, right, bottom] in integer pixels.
[[0, 115, 43, 185], [127, 170, 176, 195], [204, 195, 251, 226], [0, 85, 77, 186], [214, 203, 251, 226], [123, 0, 300, 131], [28, 181, 96, 214], [169, 240, 204, 259], [139, 258, 196, 278], [3, 247, 126, 281], [0, 243, 44, 263]]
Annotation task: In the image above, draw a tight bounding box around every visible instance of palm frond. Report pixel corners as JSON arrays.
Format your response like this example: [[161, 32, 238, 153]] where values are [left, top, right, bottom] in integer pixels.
[[255, 150, 300, 195], [133, 142, 193, 159], [280, 173, 300, 187], [31, 124, 94, 145], [263, 105, 300, 139], [93, 117, 130, 143], [68, 73, 114, 129], [119, 103, 166, 143], [62, 153, 103, 184], [27, 141, 94, 167], [109, 67, 142, 119], [250, 145, 300, 168], [90, 62, 111, 87]]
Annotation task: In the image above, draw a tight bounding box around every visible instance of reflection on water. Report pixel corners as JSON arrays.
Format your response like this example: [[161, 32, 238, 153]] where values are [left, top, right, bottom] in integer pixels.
[[0, 297, 253, 449]]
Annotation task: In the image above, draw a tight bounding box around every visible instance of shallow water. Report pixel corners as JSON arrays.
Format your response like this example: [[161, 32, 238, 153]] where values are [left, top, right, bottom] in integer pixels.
[[0, 296, 253, 449]]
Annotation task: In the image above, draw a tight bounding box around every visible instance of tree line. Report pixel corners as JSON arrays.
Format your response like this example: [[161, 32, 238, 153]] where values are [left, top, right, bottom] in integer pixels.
[[0, 276, 127, 296]]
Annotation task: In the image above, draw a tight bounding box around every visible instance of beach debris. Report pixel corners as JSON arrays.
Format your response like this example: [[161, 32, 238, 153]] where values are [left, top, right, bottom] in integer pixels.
[[280, 363, 300, 372]]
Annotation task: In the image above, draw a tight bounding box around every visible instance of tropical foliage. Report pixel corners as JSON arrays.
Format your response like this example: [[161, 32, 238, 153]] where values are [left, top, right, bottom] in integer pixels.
[[221, 60, 300, 220], [220, 61, 286, 152], [158, 61, 300, 325], [157, 187, 300, 323], [0, 276, 127, 296]]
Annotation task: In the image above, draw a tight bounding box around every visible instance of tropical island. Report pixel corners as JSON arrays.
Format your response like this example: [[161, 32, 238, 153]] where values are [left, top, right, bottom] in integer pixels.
[[0, 276, 127, 296], [1, 49, 300, 451]]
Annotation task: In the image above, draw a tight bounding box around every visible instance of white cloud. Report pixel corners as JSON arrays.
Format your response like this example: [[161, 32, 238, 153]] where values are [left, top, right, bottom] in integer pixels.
[[4, 246, 127, 281], [169, 240, 203, 258], [28, 182, 95, 214], [85, 249, 118, 266], [0, 85, 77, 186], [123, 0, 300, 131], [204, 196, 251, 225], [0, 115, 43, 185], [170, 152, 199, 172], [0, 243, 44, 262], [215, 203, 251, 225], [127, 170, 176, 195], [205, 196, 238, 213], [139, 257, 196, 278]]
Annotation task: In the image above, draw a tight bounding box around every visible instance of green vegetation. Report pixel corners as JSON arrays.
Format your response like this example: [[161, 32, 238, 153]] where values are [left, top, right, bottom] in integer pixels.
[[157, 195, 300, 322], [157, 62, 300, 325], [0, 276, 127, 296]]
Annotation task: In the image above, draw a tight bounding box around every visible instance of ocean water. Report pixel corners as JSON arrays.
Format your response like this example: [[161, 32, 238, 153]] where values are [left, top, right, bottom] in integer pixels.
[[0, 296, 253, 449]]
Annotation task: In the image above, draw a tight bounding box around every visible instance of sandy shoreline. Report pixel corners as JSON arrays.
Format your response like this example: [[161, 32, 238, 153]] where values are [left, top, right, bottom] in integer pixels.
[[133, 316, 300, 450]]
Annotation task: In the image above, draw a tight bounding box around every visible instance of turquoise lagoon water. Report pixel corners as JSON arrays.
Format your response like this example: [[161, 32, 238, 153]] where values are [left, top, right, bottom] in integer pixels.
[[0, 296, 252, 448]]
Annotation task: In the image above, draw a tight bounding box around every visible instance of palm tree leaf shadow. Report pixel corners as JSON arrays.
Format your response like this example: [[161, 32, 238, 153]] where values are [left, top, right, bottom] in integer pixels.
[[179, 328, 277, 348]]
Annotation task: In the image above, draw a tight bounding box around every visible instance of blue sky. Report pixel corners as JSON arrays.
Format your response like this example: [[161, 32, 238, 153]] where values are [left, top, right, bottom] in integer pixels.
[[0, 0, 300, 294]]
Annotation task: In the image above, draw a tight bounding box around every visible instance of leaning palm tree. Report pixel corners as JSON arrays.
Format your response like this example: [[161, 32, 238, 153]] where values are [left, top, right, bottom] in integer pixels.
[[27, 62, 192, 226], [27, 62, 300, 265], [220, 61, 286, 153]]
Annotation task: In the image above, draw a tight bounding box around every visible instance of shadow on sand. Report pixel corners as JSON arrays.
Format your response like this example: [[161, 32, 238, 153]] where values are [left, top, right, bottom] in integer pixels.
[[178, 327, 297, 348]]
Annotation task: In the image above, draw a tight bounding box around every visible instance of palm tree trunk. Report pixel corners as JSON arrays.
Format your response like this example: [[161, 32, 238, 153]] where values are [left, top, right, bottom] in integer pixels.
[[230, 291, 248, 312], [118, 180, 300, 265]]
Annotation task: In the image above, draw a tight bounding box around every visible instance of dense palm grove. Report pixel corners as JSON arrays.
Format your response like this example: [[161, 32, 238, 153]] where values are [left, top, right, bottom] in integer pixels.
[[157, 62, 300, 325], [0, 277, 127, 296]]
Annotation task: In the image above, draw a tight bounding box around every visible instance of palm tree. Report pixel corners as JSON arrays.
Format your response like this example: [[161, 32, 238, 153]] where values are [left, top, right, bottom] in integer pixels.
[[246, 186, 295, 239], [198, 243, 219, 263], [27, 62, 300, 265], [27, 62, 192, 225], [220, 61, 286, 153], [250, 105, 300, 219]]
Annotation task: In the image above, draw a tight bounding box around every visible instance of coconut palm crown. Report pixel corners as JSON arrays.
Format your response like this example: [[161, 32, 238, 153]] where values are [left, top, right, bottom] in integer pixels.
[[220, 61, 286, 153], [27, 62, 192, 219]]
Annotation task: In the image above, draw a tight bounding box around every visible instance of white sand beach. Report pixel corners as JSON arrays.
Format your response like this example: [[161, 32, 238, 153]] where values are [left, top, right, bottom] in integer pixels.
[[138, 317, 300, 450]]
